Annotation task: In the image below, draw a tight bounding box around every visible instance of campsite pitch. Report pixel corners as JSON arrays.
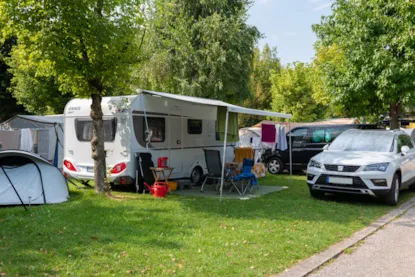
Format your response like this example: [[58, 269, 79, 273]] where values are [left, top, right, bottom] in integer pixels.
[[0, 175, 413, 276]]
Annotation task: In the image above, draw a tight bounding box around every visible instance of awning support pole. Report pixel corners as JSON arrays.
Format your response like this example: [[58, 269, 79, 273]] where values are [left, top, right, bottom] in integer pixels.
[[219, 109, 229, 202], [289, 119, 292, 186]]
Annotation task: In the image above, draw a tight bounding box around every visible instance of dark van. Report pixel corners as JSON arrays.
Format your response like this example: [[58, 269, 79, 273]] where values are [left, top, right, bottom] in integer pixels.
[[262, 124, 379, 174]]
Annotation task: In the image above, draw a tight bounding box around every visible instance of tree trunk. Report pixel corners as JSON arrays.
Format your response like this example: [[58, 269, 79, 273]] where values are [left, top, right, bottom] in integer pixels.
[[389, 102, 401, 130], [90, 93, 108, 194]]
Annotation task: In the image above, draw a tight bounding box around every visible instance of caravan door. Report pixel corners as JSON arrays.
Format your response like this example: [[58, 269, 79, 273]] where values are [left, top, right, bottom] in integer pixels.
[[169, 107, 183, 173]]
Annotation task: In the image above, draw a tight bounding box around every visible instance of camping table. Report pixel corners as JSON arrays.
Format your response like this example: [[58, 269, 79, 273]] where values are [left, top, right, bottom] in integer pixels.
[[150, 167, 174, 193]]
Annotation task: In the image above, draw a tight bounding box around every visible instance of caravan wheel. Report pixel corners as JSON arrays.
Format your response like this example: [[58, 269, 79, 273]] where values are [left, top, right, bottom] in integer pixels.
[[190, 167, 203, 184]]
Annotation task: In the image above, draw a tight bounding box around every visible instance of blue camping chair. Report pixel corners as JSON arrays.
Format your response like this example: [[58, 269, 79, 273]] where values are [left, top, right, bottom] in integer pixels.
[[231, 158, 258, 195]]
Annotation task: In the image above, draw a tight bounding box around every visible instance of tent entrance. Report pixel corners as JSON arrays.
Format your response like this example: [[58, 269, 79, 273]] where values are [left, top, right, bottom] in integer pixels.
[[0, 155, 46, 208]]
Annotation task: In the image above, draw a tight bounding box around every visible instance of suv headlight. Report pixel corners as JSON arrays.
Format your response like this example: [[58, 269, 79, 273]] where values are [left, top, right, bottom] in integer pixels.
[[364, 163, 389, 172], [309, 160, 322, 169]]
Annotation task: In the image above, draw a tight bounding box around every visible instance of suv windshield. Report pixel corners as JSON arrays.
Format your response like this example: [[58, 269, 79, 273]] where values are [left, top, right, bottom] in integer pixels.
[[329, 130, 393, 152]]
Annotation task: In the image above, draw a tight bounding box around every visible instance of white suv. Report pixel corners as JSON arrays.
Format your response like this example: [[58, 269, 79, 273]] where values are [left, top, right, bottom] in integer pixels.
[[307, 129, 415, 205]]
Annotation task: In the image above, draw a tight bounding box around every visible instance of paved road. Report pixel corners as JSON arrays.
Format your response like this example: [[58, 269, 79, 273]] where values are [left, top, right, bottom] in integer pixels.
[[309, 206, 415, 277]]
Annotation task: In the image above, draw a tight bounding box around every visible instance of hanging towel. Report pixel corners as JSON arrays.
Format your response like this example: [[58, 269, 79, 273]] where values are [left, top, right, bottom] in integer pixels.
[[217, 107, 239, 142], [278, 126, 288, 151], [0, 130, 20, 150], [261, 123, 276, 143], [20, 129, 34, 152]]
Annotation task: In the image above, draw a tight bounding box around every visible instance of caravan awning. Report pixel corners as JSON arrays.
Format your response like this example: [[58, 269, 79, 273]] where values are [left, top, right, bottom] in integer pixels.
[[139, 89, 292, 119]]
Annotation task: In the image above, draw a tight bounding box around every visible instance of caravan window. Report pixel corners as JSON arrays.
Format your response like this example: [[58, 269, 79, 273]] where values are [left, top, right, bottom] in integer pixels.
[[188, 119, 202, 134], [142, 117, 165, 142], [75, 118, 117, 142]]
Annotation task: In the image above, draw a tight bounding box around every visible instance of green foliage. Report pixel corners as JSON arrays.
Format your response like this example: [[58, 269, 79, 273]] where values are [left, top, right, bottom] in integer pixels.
[[313, 0, 415, 127], [1, 0, 143, 99], [0, 37, 26, 121], [137, 0, 260, 103], [239, 44, 281, 127], [271, 62, 327, 122]]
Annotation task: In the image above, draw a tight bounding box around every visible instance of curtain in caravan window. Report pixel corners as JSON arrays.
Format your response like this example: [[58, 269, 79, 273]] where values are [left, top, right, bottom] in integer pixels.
[[146, 117, 165, 142], [75, 119, 117, 142], [216, 107, 239, 142]]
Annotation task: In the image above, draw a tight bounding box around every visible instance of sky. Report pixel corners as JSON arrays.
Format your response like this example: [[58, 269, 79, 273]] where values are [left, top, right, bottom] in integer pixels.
[[247, 0, 334, 64]]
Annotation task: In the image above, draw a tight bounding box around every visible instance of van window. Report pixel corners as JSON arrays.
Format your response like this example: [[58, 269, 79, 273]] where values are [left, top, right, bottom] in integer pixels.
[[75, 118, 117, 142], [312, 129, 325, 143], [289, 128, 307, 142], [145, 117, 165, 142], [188, 119, 202, 134], [311, 127, 348, 143]]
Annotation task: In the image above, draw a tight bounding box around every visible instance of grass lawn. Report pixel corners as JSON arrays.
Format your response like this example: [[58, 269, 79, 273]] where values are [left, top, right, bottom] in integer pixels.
[[0, 174, 414, 277]]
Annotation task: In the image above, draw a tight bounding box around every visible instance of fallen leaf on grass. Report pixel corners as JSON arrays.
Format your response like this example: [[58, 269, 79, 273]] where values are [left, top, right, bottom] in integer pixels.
[[91, 236, 99, 240], [1, 272, 6, 276], [263, 253, 269, 257], [198, 249, 201, 253], [57, 231, 63, 235], [250, 266, 255, 269], [120, 251, 127, 257], [177, 264, 183, 269], [126, 270, 133, 275]]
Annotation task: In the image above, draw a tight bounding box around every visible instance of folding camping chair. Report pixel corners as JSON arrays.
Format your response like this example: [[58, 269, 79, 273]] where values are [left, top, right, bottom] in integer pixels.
[[200, 149, 238, 194], [135, 153, 155, 194], [230, 158, 257, 195]]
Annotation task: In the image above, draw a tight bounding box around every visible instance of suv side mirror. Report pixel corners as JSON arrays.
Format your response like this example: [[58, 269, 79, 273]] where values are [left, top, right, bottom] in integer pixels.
[[323, 144, 329, 151], [401, 146, 410, 155]]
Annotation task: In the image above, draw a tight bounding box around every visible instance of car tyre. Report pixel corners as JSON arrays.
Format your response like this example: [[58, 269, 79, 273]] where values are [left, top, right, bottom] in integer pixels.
[[309, 188, 325, 199], [267, 157, 284, 175], [190, 166, 203, 184], [384, 174, 400, 206], [409, 183, 415, 192]]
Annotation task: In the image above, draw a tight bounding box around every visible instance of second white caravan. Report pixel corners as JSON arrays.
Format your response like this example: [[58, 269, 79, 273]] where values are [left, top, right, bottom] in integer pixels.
[[63, 90, 236, 191]]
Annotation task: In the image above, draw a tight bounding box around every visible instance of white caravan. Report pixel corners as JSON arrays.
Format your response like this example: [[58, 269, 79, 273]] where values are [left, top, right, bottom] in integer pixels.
[[63, 90, 237, 189]]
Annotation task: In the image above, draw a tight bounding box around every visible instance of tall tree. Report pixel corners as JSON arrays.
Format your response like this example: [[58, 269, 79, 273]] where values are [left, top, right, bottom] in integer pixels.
[[271, 62, 327, 122], [0, 37, 26, 122], [313, 0, 415, 129], [1, 0, 143, 193], [137, 0, 260, 103], [239, 44, 281, 127]]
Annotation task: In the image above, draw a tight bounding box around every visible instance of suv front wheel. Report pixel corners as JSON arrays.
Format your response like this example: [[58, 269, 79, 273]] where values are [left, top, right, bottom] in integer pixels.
[[267, 157, 284, 174], [384, 173, 400, 206]]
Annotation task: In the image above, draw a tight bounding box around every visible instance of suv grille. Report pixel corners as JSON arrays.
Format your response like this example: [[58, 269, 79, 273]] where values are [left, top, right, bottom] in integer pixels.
[[316, 174, 367, 189], [324, 164, 360, 172]]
